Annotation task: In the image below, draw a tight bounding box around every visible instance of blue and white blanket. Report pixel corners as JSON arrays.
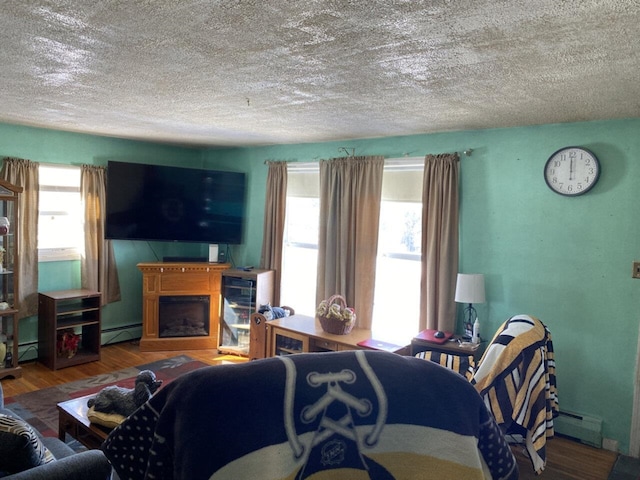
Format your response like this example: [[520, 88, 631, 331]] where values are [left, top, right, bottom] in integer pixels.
[[104, 350, 518, 479]]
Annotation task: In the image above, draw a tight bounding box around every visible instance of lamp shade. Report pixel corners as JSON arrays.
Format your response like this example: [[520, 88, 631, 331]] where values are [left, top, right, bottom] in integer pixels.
[[455, 274, 486, 304]]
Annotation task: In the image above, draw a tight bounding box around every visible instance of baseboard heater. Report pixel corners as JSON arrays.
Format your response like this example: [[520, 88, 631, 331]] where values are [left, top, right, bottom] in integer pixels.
[[100, 324, 142, 346], [554, 410, 602, 448]]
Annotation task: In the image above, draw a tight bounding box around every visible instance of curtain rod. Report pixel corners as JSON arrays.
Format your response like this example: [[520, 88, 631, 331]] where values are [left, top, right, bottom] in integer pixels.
[[264, 148, 473, 165], [339, 148, 473, 158], [263, 160, 294, 165]]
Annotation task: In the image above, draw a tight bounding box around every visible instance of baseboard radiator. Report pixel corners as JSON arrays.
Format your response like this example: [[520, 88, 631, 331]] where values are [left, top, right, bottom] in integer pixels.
[[100, 324, 142, 346], [554, 410, 603, 448]]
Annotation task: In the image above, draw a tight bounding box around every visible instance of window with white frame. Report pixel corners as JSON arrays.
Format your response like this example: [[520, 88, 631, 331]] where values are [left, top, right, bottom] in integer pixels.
[[280, 164, 319, 315], [280, 159, 424, 344], [371, 159, 423, 344], [38, 164, 83, 261]]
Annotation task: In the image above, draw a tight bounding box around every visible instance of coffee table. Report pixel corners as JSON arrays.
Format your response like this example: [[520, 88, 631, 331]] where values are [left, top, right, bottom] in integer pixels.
[[57, 394, 112, 449]]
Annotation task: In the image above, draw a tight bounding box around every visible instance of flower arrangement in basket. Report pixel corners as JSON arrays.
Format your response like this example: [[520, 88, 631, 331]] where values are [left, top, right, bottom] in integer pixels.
[[57, 329, 80, 358], [316, 294, 356, 335]]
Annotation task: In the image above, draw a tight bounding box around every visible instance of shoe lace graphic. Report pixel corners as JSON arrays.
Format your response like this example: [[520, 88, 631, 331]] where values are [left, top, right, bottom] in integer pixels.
[[280, 350, 387, 460]]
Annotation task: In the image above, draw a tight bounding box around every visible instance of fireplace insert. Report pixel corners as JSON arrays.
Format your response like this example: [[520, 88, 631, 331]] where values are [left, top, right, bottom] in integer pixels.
[[158, 295, 210, 338]]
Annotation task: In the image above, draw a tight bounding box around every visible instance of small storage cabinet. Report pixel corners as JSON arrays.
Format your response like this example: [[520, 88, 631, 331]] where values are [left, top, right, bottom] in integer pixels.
[[219, 269, 273, 356], [0, 180, 22, 380], [38, 289, 102, 370], [272, 328, 308, 356]]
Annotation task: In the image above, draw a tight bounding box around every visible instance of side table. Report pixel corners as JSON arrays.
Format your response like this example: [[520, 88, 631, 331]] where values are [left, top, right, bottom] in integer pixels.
[[410, 333, 484, 362]]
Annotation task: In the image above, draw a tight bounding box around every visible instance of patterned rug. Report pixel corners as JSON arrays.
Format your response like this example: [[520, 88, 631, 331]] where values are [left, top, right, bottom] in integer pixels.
[[4, 355, 212, 439], [609, 455, 640, 480]]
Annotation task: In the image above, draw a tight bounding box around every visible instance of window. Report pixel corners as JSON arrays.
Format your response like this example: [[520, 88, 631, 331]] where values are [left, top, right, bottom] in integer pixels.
[[281, 164, 319, 314], [280, 158, 424, 343], [371, 159, 424, 344], [38, 164, 83, 261]]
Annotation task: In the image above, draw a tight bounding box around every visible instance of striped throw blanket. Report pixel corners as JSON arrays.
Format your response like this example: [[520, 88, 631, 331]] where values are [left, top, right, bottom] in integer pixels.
[[472, 314, 559, 474]]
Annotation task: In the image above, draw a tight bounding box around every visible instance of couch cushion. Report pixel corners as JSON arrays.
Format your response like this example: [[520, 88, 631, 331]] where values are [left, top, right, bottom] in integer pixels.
[[0, 414, 55, 475]]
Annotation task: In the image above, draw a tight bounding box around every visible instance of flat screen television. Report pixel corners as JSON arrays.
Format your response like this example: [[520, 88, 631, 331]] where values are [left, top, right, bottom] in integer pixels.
[[105, 161, 246, 244]]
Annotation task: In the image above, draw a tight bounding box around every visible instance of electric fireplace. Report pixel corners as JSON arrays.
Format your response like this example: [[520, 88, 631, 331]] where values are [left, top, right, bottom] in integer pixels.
[[137, 262, 227, 351]]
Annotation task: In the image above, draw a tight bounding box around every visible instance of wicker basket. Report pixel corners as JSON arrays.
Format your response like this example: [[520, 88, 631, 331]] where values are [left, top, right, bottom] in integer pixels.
[[316, 294, 356, 335]]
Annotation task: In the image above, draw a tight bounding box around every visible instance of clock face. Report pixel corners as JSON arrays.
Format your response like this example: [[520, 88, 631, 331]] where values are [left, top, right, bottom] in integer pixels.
[[544, 147, 600, 196]]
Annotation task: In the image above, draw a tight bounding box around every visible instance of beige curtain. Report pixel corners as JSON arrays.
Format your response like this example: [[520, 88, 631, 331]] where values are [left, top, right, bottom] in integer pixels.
[[316, 156, 384, 329], [0, 158, 39, 318], [81, 165, 121, 305], [419, 153, 460, 332], [259, 161, 288, 305]]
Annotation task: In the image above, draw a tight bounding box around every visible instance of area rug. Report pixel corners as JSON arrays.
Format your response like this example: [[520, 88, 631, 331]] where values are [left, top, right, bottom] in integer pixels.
[[4, 355, 210, 439], [608, 454, 640, 480]]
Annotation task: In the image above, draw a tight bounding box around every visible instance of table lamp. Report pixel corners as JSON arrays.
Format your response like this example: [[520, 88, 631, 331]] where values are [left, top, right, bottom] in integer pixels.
[[455, 273, 486, 340]]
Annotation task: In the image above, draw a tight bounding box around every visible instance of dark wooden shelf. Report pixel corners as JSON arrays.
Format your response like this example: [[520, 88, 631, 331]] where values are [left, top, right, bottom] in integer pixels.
[[56, 316, 100, 330], [38, 289, 102, 370], [51, 348, 101, 370], [56, 305, 100, 316]]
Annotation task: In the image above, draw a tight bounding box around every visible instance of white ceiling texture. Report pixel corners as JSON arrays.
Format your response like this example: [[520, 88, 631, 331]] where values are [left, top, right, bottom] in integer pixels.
[[0, 1, 638, 148]]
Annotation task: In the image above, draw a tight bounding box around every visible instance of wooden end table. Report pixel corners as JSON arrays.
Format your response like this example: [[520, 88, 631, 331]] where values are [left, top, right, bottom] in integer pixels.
[[57, 394, 112, 449], [411, 333, 484, 362]]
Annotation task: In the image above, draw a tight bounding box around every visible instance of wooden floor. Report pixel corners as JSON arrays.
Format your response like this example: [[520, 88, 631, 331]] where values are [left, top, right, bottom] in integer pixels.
[[0, 341, 619, 479], [515, 436, 618, 480], [0, 340, 228, 397]]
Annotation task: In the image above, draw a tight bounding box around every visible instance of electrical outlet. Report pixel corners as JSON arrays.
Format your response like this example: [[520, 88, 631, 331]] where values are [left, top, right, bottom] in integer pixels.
[[602, 438, 619, 452], [633, 261, 640, 279]]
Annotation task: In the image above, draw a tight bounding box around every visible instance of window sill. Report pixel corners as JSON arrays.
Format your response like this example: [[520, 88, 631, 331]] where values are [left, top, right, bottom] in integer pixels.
[[38, 248, 81, 262]]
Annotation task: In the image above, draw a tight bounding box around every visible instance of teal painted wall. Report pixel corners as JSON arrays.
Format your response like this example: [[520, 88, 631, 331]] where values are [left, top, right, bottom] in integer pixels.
[[0, 122, 208, 344], [2, 118, 640, 454], [205, 118, 640, 454]]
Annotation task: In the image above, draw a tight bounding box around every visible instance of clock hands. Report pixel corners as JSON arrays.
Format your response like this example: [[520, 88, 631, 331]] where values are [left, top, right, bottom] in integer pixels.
[[569, 157, 575, 181]]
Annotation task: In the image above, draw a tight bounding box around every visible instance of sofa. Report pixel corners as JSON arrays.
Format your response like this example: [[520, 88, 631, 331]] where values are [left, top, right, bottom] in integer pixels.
[[103, 350, 518, 479], [0, 382, 112, 479]]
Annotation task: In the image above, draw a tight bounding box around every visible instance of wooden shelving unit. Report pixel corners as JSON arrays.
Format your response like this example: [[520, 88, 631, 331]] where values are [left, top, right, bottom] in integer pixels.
[[38, 289, 102, 370]]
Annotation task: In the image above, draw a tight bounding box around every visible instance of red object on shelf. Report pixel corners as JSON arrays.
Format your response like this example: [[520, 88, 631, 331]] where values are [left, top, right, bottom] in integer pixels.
[[414, 329, 454, 345], [57, 329, 80, 358]]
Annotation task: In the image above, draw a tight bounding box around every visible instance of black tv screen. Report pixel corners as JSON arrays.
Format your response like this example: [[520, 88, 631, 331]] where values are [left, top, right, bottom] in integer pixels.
[[105, 161, 246, 244]]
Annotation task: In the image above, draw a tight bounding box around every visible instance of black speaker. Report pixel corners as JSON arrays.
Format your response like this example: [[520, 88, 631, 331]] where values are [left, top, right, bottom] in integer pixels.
[[162, 256, 207, 262]]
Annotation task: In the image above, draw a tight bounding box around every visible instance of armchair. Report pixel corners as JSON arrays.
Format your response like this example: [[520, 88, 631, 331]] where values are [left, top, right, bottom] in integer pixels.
[[472, 314, 559, 474]]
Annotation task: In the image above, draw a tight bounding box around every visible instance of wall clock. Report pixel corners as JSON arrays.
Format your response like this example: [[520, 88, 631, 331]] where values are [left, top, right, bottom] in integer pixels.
[[544, 146, 600, 196]]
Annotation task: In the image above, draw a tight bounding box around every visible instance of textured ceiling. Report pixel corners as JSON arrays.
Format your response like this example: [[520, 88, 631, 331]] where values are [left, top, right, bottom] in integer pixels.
[[0, 1, 639, 147]]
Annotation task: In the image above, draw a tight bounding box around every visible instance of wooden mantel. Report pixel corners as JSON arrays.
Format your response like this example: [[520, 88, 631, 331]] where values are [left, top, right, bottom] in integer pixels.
[[137, 262, 229, 351]]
